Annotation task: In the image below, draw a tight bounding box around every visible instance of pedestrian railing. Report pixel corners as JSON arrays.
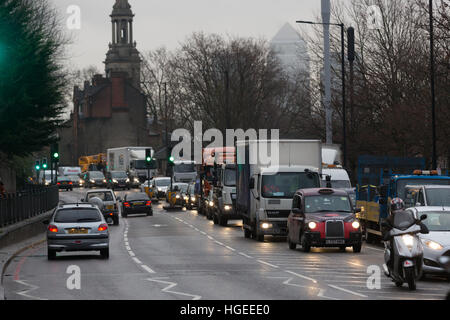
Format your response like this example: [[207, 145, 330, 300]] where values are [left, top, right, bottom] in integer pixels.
[[0, 185, 59, 228]]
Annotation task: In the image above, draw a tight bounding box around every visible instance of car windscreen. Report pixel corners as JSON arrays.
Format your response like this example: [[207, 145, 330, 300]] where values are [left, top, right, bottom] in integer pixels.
[[89, 171, 104, 179], [425, 188, 450, 207], [396, 179, 450, 199], [224, 168, 236, 187], [421, 211, 450, 231], [262, 172, 319, 199], [126, 193, 150, 201], [87, 192, 114, 201], [68, 175, 80, 181], [155, 179, 171, 187], [54, 209, 102, 223], [173, 163, 195, 173], [304, 195, 352, 214], [111, 172, 128, 178]]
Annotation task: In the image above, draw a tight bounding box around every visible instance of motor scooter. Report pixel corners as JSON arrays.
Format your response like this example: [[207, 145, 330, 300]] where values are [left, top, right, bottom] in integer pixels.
[[438, 256, 450, 300], [382, 214, 428, 291]]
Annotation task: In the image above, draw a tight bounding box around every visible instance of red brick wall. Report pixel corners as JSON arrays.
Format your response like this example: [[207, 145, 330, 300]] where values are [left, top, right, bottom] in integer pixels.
[[111, 76, 128, 110], [91, 86, 112, 118]]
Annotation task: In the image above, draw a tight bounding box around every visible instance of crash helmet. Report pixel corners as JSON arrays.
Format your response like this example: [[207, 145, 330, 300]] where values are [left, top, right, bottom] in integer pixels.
[[390, 197, 405, 213]]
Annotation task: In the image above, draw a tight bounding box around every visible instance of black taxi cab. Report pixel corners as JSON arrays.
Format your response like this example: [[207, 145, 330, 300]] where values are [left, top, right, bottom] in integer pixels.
[[287, 188, 362, 253]]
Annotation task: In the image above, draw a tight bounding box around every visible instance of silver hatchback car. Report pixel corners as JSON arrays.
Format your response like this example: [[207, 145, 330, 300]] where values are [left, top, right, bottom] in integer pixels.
[[45, 203, 110, 260]]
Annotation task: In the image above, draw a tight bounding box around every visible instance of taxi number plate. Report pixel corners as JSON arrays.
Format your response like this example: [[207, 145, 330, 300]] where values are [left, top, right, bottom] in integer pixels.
[[134, 202, 144, 206], [68, 229, 88, 234], [106, 205, 114, 210], [326, 239, 345, 244]]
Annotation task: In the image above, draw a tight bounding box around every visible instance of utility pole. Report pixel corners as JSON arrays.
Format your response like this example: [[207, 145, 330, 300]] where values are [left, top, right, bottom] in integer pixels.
[[321, 0, 332, 144], [429, 0, 437, 169]]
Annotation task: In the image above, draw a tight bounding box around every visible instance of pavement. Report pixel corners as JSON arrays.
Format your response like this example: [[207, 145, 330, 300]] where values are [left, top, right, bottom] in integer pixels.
[[1, 188, 449, 300]]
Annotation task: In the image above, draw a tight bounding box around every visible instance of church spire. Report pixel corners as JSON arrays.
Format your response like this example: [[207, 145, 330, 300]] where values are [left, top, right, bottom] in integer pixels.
[[105, 0, 141, 88]]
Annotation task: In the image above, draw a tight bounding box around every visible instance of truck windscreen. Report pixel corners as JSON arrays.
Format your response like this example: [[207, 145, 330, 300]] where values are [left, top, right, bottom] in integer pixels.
[[425, 188, 450, 206], [262, 172, 319, 199], [397, 179, 450, 199], [224, 168, 236, 187], [174, 164, 195, 173], [133, 160, 148, 169]]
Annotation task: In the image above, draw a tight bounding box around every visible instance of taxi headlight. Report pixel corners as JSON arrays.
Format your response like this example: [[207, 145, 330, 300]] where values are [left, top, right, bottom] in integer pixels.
[[421, 239, 443, 251], [184, 196, 189, 200], [191, 196, 196, 202], [308, 222, 317, 230], [224, 205, 232, 211], [352, 221, 360, 229], [209, 201, 214, 207]]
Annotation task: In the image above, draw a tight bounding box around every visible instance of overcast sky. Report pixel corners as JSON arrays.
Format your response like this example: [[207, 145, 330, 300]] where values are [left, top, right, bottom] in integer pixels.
[[50, 0, 322, 72]]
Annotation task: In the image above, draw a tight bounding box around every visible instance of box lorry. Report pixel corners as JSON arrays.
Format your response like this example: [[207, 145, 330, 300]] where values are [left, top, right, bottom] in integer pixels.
[[107, 147, 156, 182], [236, 140, 322, 241]]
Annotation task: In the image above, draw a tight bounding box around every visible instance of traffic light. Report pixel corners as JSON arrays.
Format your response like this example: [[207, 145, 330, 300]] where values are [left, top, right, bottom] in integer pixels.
[[35, 160, 41, 171], [42, 158, 48, 169], [145, 148, 152, 164], [51, 143, 59, 162], [168, 155, 175, 166]]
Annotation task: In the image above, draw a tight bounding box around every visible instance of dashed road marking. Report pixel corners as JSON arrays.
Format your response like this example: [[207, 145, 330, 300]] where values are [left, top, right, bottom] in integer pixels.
[[328, 284, 368, 298]]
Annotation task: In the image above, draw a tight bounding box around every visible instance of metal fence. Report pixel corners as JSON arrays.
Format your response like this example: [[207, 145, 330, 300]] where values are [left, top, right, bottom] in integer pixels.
[[0, 185, 59, 228]]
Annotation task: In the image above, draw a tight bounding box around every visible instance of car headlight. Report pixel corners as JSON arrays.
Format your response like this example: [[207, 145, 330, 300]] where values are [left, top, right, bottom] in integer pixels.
[[191, 196, 196, 202], [224, 205, 232, 211], [157, 187, 162, 191], [112, 179, 118, 183], [126, 178, 130, 183], [134, 178, 139, 183], [209, 201, 214, 207], [352, 221, 360, 229], [176, 194, 180, 199], [79, 180, 84, 184], [402, 234, 415, 249], [103, 179, 107, 183], [421, 239, 443, 251], [184, 196, 189, 200], [308, 221, 317, 230], [90, 179, 95, 183]]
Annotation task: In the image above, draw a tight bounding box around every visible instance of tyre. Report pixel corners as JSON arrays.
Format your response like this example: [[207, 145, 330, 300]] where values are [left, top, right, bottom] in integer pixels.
[[288, 237, 297, 250], [122, 212, 127, 218], [395, 281, 403, 287], [405, 268, 416, 290], [301, 235, 311, 252], [147, 211, 153, 216], [353, 243, 362, 253], [365, 228, 374, 244], [256, 234, 264, 242], [100, 248, 109, 259], [47, 248, 56, 260], [219, 216, 227, 226], [213, 214, 218, 225], [244, 228, 251, 239], [113, 216, 119, 226], [339, 246, 346, 252]]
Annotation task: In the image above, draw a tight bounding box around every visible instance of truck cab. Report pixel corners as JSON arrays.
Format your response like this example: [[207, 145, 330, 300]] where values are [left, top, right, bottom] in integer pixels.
[[212, 163, 239, 226], [245, 166, 321, 241], [173, 160, 197, 183]]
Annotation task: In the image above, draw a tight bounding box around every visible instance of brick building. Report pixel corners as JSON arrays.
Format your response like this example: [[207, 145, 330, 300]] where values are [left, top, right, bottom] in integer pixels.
[[59, 0, 161, 166]]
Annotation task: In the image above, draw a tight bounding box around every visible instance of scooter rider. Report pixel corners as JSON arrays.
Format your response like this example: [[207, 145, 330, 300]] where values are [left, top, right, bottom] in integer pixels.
[[382, 198, 429, 270]]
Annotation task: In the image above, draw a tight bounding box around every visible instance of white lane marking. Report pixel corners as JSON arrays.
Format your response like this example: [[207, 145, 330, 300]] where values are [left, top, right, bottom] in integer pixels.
[[365, 245, 384, 252], [317, 289, 338, 300], [215, 241, 224, 246], [199, 231, 207, 235], [124, 242, 129, 246], [146, 278, 201, 300], [285, 270, 317, 283], [239, 252, 253, 259], [125, 246, 131, 251], [128, 251, 135, 257], [225, 246, 236, 252], [141, 264, 156, 274], [257, 260, 279, 268], [207, 235, 214, 240], [328, 284, 368, 298], [14, 280, 48, 300]]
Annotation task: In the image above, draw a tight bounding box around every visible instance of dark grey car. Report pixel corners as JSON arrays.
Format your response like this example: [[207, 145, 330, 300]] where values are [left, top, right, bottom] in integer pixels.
[[45, 204, 110, 260]]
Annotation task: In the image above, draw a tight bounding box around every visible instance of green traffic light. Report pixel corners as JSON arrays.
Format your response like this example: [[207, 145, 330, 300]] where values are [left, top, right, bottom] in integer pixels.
[[146, 156, 151, 162], [169, 156, 174, 162], [35, 165, 40, 170], [53, 152, 59, 159], [43, 164, 47, 169]]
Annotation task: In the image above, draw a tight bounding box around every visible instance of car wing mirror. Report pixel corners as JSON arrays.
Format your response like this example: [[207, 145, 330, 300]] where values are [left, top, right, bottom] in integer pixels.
[[420, 214, 427, 221], [292, 208, 303, 215]]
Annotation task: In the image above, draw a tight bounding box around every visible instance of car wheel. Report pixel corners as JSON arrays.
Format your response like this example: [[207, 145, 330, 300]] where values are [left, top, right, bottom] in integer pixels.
[[100, 248, 109, 259], [288, 237, 297, 250], [244, 228, 251, 239], [219, 216, 227, 227], [122, 212, 127, 218], [113, 216, 119, 226], [147, 211, 153, 216], [47, 248, 56, 260], [213, 214, 218, 224], [301, 235, 311, 252], [353, 243, 362, 253], [339, 246, 346, 252]]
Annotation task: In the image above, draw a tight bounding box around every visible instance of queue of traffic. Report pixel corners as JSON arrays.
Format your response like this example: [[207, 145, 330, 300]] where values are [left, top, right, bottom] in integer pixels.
[[47, 140, 450, 293]]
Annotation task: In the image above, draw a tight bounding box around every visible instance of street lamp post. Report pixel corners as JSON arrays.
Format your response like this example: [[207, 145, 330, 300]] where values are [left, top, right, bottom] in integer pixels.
[[296, 20, 347, 168]]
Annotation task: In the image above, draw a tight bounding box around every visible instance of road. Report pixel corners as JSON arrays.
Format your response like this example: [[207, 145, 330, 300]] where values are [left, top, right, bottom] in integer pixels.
[[2, 188, 449, 300]]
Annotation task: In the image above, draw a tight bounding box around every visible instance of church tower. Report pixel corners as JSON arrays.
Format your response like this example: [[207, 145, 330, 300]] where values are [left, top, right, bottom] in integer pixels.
[[105, 0, 141, 88]]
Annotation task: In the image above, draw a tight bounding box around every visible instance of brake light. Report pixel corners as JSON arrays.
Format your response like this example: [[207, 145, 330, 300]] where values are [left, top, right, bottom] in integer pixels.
[[69, 182, 73, 185], [124, 202, 130, 208], [146, 201, 152, 206], [57, 182, 61, 185], [98, 224, 108, 232], [48, 225, 58, 233]]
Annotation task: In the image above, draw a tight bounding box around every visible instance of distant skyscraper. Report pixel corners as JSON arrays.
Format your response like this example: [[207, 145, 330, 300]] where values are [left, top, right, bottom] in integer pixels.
[[270, 22, 310, 78]]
